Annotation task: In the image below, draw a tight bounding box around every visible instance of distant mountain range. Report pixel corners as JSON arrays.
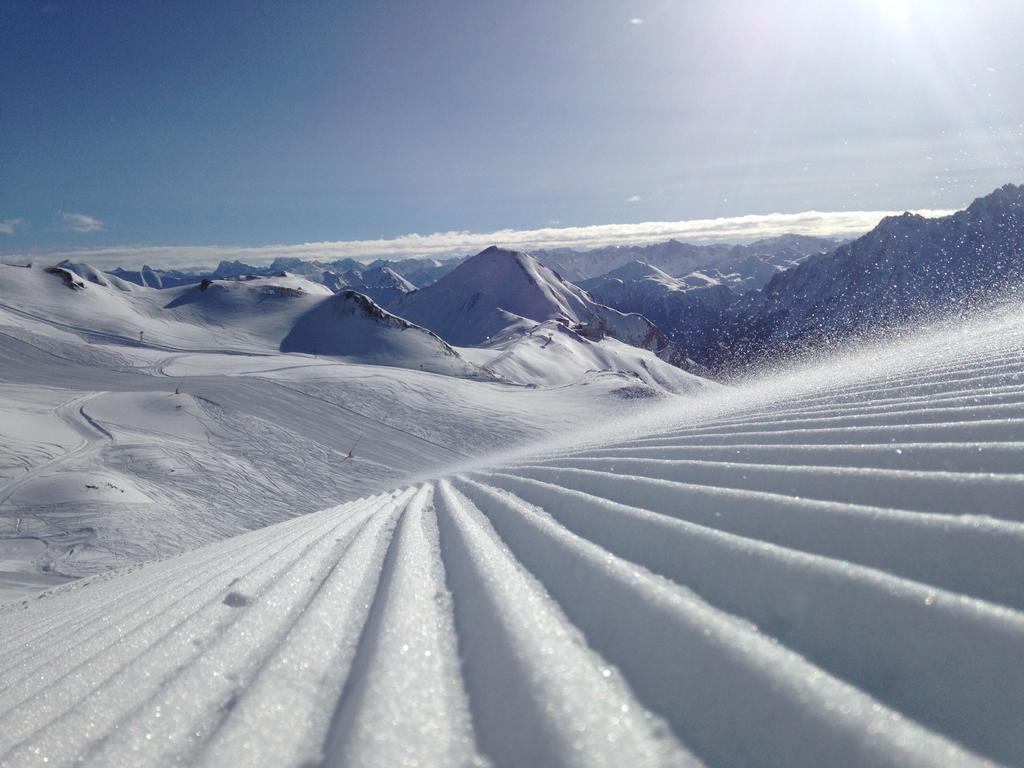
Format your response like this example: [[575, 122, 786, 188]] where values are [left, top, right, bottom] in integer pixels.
[[578, 261, 735, 357], [533, 234, 838, 284], [38, 182, 1024, 382], [387, 246, 704, 388], [109, 255, 458, 294], [11, 251, 709, 394], [567, 184, 1024, 373]]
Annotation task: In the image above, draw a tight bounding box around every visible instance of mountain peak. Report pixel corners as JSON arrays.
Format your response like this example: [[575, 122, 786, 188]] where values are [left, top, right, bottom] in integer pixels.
[[965, 182, 1024, 217], [872, 211, 927, 235], [473, 245, 530, 262], [392, 246, 599, 345]]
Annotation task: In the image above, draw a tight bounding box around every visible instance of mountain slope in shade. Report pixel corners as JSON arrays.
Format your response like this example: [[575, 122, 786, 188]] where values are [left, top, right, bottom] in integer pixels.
[[714, 183, 1024, 370], [580, 260, 730, 303], [163, 275, 334, 349], [281, 290, 489, 377], [581, 261, 735, 357], [392, 246, 695, 370], [3, 300, 1024, 766]]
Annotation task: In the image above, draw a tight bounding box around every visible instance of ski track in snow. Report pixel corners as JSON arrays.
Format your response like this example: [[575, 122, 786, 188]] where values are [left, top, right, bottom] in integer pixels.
[[3, 309, 1024, 767]]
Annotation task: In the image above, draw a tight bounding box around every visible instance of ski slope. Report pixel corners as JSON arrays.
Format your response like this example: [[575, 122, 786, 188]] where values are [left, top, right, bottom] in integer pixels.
[[2, 303, 1024, 767]]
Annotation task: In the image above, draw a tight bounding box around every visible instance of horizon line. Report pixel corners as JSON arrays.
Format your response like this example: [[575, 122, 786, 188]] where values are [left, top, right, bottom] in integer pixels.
[[0, 208, 955, 270]]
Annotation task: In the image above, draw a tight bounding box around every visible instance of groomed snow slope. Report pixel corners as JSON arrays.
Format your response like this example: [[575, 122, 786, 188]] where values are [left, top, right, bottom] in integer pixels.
[[3, 304, 1024, 767]]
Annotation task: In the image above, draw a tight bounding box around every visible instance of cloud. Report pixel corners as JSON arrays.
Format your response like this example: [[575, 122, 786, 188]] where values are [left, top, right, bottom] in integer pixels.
[[0, 218, 25, 235], [55, 211, 105, 233], [625, 195, 642, 203], [3, 208, 955, 270], [629, 17, 644, 25]]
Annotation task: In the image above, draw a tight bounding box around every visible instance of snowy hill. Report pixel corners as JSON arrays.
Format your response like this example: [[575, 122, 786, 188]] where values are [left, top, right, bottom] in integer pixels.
[[392, 246, 696, 372], [281, 290, 488, 377], [2, 299, 1023, 766], [0, 265, 487, 378], [0, 263, 221, 350], [161, 274, 375, 356], [54, 261, 138, 292], [712, 183, 1024, 371]]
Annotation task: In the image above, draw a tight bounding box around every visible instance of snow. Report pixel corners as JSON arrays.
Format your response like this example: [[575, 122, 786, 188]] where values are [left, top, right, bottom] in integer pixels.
[[535, 234, 833, 282], [0, 260, 690, 601], [392, 246, 598, 346], [393, 246, 702, 377], [280, 290, 488, 377], [460, 320, 711, 393], [0, 539, 70, 605], [1, 288, 1023, 765], [712, 183, 1024, 371]]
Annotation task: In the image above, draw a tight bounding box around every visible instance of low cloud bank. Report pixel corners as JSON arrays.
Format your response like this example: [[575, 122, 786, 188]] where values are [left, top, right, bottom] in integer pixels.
[[2, 208, 953, 270]]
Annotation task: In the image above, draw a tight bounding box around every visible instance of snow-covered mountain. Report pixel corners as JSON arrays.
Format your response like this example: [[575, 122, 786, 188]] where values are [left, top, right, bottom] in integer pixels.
[[165, 276, 487, 376], [280, 290, 488, 377], [1, 258, 715, 393], [367, 256, 463, 288], [710, 183, 1024, 371], [334, 265, 416, 305], [109, 255, 460, 293], [579, 260, 735, 310], [108, 264, 206, 289], [0, 264, 487, 379], [255, 258, 417, 303], [392, 246, 597, 345], [581, 261, 736, 355], [391, 246, 696, 371], [533, 236, 837, 359], [535, 234, 837, 283]]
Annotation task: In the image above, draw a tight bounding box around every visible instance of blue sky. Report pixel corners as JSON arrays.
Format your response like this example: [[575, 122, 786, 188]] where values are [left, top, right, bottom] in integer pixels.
[[2, 0, 1023, 266]]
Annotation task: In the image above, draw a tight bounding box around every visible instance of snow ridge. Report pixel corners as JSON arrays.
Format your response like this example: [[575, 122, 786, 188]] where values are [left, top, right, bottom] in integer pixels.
[[3, 306, 1024, 766]]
